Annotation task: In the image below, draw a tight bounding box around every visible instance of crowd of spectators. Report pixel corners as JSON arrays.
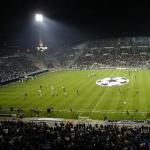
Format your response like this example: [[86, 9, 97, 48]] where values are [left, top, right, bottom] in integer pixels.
[[61, 37, 150, 68], [0, 56, 38, 84], [74, 48, 150, 68], [0, 120, 150, 150]]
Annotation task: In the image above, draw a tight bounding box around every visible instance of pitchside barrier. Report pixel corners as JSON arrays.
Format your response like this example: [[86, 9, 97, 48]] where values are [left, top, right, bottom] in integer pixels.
[[0, 114, 17, 121], [106, 120, 146, 126], [115, 67, 148, 70], [56, 67, 149, 70], [78, 116, 92, 123], [0, 114, 16, 117], [1, 115, 150, 126]]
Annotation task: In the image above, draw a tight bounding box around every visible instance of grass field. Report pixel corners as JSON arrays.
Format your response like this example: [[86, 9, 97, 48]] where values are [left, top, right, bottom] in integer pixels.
[[0, 69, 150, 120]]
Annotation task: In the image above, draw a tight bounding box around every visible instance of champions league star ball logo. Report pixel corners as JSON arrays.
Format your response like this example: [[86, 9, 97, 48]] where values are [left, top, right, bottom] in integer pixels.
[[96, 77, 129, 87]]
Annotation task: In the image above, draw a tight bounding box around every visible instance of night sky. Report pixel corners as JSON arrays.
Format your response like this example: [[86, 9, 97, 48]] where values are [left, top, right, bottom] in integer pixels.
[[0, 0, 150, 48]]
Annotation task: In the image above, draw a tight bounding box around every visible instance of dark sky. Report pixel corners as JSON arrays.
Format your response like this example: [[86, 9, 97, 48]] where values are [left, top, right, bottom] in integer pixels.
[[0, 0, 150, 48]]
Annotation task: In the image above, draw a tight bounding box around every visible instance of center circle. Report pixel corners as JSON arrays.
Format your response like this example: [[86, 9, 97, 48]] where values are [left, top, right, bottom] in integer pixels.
[[96, 77, 129, 87]]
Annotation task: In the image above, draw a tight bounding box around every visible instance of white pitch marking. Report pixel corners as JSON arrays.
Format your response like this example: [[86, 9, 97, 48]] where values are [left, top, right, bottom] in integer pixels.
[[91, 88, 109, 112]]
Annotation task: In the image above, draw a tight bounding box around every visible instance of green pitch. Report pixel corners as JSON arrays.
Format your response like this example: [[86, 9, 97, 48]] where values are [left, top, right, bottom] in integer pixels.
[[0, 69, 150, 120]]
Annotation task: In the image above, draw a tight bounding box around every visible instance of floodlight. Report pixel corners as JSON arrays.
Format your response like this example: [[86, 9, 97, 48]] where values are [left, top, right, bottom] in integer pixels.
[[35, 14, 43, 22]]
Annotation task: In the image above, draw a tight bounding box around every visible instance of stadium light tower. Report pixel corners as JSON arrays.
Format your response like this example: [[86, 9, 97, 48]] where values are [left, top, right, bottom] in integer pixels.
[[35, 14, 43, 22], [34, 13, 48, 67], [34, 13, 48, 52]]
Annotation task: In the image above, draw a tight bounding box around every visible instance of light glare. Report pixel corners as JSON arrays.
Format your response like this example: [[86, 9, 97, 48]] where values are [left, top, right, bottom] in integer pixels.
[[35, 14, 43, 22]]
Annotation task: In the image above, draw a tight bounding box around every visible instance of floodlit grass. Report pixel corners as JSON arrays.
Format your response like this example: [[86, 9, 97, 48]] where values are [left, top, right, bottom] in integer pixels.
[[0, 69, 150, 120]]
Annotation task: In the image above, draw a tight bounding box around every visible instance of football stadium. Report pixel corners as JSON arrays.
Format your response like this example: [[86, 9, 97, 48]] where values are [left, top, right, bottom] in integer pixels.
[[1, 37, 150, 121], [1, 1, 150, 149]]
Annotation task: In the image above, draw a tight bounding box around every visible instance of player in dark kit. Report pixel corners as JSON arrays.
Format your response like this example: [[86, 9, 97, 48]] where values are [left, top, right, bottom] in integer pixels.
[[77, 89, 80, 95], [24, 92, 27, 100], [40, 85, 43, 89]]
